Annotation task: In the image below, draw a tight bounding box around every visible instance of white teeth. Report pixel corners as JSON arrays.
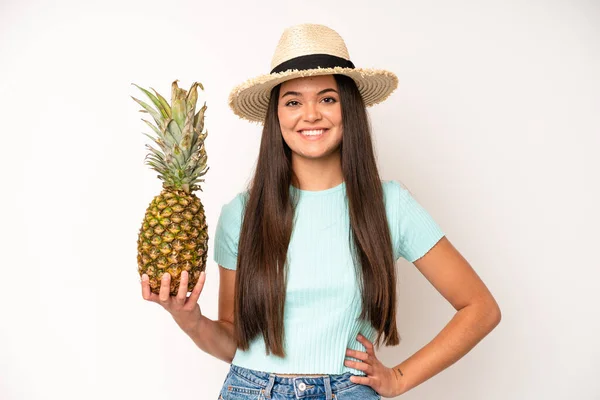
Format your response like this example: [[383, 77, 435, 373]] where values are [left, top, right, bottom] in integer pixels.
[[301, 129, 326, 136]]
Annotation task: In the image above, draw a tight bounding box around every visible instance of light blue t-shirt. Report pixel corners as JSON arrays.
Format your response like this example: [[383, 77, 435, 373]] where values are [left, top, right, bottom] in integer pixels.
[[213, 179, 445, 375]]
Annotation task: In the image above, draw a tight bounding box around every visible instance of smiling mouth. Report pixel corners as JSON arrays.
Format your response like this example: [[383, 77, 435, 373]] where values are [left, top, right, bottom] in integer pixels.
[[298, 128, 329, 136]]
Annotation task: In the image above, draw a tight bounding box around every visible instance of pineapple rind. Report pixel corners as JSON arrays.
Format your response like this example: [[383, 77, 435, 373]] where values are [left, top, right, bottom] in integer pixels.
[[137, 188, 208, 296]]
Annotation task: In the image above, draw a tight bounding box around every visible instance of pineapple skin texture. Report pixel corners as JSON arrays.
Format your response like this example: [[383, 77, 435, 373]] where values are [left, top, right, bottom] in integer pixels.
[[137, 188, 208, 296]]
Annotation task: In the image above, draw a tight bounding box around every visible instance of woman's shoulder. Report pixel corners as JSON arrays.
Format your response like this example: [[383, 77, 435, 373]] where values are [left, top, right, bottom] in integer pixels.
[[381, 178, 410, 199], [381, 178, 423, 214], [219, 189, 249, 219]]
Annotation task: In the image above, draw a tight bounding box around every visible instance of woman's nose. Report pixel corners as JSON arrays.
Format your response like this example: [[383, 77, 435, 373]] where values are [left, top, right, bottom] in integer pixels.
[[303, 102, 321, 121]]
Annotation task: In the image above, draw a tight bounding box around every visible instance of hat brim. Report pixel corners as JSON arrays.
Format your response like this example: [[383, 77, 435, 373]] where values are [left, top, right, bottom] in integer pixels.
[[228, 66, 399, 125]]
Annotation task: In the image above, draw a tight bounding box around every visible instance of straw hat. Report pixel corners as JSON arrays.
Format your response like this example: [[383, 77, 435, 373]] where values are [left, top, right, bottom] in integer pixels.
[[228, 23, 399, 125]]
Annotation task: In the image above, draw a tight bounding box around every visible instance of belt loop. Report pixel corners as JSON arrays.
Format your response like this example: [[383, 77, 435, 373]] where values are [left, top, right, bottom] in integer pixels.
[[324, 375, 333, 400], [263, 373, 276, 399]]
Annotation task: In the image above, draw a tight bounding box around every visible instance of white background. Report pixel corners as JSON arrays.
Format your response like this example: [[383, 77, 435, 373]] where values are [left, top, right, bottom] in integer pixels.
[[1, 0, 598, 399]]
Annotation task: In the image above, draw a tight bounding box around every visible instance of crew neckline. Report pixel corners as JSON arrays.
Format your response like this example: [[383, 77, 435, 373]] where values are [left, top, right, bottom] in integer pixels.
[[289, 181, 346, 196]]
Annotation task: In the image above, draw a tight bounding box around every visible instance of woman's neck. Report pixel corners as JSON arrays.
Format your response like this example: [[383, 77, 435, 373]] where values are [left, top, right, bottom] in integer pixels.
[[290, 153, 343, 191]]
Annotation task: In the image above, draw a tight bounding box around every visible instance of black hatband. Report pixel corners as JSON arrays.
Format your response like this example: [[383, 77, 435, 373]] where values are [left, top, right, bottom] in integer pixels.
[[270, 54, 355, 74]]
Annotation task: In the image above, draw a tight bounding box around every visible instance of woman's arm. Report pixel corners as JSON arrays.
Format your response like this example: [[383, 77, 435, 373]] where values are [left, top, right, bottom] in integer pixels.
[[183, 265, 238, 363], [183, 315, 237, 363], [142, 267, 238, 364], [391, 236, 502, 395]]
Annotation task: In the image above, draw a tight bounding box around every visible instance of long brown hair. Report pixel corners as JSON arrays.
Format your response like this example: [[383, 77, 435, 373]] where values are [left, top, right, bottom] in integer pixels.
[[234, 74, 400, 357]]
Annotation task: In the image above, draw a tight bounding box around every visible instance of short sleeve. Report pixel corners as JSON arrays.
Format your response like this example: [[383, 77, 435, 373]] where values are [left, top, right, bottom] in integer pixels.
[[387, 180, 445, 263], [213, 193, 245, 270]]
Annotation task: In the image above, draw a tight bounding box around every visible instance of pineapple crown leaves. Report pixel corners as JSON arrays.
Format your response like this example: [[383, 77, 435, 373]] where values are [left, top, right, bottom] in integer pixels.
[[131, 80, 209, 193]]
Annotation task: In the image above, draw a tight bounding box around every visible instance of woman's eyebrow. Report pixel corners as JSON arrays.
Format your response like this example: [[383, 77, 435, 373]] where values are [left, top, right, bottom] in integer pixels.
[[281, 88, 338, 98]]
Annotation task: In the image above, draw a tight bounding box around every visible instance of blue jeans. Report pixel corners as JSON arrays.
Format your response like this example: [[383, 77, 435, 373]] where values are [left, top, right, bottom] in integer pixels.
[[218, 364, 381, 400]]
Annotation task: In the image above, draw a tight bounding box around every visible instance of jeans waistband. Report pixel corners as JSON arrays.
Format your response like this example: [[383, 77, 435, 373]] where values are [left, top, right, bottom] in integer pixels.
[[229, 364, 357, 398]]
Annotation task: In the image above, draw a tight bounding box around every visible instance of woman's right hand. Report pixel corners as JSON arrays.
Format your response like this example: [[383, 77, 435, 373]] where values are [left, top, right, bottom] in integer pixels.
[[141, 270, 206, 333]]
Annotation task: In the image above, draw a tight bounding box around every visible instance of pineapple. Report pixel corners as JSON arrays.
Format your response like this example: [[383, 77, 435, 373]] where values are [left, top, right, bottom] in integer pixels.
[[131, 79, 209, 296]]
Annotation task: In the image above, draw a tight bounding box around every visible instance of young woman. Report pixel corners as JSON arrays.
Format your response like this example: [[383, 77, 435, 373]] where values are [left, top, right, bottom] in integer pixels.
[[141, 23, 501, 399]]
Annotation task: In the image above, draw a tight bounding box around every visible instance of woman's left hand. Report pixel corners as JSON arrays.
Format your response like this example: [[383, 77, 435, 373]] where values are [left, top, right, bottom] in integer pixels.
[[344, 334, 403, 398]]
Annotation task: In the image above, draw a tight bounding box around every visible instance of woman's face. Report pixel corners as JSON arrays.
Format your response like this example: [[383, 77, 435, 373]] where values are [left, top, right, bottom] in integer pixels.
[[277, 74, 343, 161]]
